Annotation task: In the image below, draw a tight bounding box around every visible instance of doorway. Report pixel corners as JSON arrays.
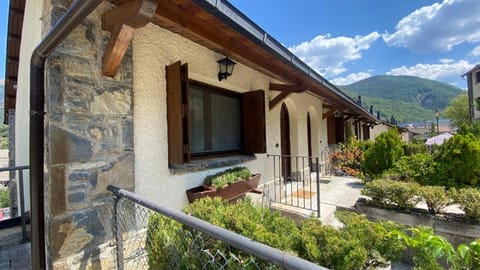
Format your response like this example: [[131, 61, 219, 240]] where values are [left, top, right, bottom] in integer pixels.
[[307, 113, 313, 169], [280, 103, 291, 181]]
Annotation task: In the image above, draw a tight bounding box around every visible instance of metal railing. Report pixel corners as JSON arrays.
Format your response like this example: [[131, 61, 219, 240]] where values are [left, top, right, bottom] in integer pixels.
[[108, 185, 327, 270], [0, 165, 30, 242], [266, 155, 323, 217]]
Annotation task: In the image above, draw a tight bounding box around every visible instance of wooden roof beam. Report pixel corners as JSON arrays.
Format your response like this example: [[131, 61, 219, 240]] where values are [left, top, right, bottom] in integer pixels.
[[322, 109, 337, 119], [344, 115, 354, 121], [269, 83, 306, 93], [269, 92, 290, 110], [101, 0, 157, 77]]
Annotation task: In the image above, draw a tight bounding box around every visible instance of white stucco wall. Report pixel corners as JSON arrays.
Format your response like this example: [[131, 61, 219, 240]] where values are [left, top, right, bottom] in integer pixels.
[[133, 24, 328, 210], [370, 123, 391, 141], [13, 0, 44, 213]]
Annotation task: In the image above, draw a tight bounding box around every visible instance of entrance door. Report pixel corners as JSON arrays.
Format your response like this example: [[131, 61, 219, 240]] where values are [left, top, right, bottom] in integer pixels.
[[280, 104, 291, 181], [307, 113, 313, 169]]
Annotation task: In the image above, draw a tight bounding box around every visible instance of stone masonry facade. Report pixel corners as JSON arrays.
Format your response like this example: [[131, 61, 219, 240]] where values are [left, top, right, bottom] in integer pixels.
[[44, 1, 134, 268]]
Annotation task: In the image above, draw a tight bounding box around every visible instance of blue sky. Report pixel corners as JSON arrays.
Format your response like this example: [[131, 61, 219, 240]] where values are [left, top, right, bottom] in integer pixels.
[[0, 0, 479, 89], [0, 0, 8, 88], [229, 0, 480, 88]]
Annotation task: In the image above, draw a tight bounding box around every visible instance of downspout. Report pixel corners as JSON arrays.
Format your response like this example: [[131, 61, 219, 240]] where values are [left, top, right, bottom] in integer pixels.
[[30, 0, 103, 268]]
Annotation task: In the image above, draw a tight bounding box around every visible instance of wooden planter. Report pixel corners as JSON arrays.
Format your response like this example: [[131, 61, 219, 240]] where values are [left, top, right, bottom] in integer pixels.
[[186, 173, 261, 203]]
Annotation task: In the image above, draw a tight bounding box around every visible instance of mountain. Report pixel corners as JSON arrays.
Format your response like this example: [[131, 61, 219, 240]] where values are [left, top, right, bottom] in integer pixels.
[[339, 75, 464, 122]]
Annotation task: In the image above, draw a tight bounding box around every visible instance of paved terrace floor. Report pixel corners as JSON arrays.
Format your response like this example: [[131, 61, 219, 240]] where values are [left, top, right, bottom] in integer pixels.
[[258, 175, 364, 226], [0, 225, 31, 269]]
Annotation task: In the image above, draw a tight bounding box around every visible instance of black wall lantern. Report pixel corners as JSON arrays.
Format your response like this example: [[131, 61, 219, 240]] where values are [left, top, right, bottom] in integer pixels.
[[217, 57, 236, 81]]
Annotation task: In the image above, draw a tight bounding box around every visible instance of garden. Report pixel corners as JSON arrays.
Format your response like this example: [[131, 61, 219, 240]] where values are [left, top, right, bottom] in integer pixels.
[[145, 124, 480, 269], [146, 197, 480, 269]]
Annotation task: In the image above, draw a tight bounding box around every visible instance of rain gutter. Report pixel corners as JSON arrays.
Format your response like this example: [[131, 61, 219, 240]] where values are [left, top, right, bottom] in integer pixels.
[[30, 0, 103, 268]]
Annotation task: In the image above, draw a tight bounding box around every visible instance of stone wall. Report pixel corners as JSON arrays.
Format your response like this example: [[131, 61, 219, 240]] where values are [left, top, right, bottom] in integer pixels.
[[44, 1, 134, 268]]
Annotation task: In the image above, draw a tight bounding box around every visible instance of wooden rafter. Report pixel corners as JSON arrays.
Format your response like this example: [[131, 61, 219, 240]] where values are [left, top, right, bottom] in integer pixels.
[[344, 115, 354, 121], [269, 83, 305, 92], [101, 0, 157, 77], [322, 104, 334, 109], [103, 24, 135, 77], [269, 92, 290, 110], [322, 109, 337, 120]]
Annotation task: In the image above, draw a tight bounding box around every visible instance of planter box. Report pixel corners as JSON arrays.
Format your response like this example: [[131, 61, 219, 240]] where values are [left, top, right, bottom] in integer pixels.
[[186, 174, 261, 203], [185, 185, 217, 203]]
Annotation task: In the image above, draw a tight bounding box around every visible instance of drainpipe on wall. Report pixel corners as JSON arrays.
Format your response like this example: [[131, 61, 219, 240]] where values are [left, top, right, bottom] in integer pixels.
[[30, 0, 102, 268]]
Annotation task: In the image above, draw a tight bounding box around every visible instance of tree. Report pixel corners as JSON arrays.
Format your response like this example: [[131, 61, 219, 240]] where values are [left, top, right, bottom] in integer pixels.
[[0, 189, 9, 208], [444, 94, 469, 128], [363, 129, 404, 177]]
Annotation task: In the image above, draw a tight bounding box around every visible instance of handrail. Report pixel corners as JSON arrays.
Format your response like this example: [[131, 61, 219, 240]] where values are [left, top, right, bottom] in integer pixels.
[[0, 165, 29, 172], [107, 185, 328, 270]]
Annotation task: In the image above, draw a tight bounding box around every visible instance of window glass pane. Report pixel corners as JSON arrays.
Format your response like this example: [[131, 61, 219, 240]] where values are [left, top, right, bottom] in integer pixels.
[[189, 86, 205, 153], [189, 84, 242, 155], [211, 93, 241, 151]]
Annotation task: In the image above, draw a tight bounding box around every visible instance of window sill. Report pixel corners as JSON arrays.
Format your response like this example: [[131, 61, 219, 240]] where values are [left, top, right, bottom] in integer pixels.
[[170, 155, 256, 174]]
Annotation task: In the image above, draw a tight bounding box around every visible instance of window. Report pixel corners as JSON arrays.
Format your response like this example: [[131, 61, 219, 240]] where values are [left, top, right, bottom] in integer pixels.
[[189, 84, 242, 156], [166, 61, 266, 165], [476, 71, 480, 84]]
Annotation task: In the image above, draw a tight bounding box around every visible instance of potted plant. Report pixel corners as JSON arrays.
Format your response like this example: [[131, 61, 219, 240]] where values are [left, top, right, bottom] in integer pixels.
[[186, 167, 261, 203]]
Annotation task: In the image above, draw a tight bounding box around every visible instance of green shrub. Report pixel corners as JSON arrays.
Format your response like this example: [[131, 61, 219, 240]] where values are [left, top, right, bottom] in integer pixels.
[[450, 188, 480, 223], [296, 218, 368, 270], [383, 153, 434, 183], [453, 240, 480, 269], [204, 167, 252, 189], [0, 188, 9, 208], [402, 140, 429, 156], [184, 197, 299, 251], [433, 134, 480, 187], [146, 197, 297, 269], [336, 212, 405, 266], [363, 129, 404, 177], [419, 186, 450, 214], [362, 180, 421, 209], [145, 213, 185, 269], [392, 226, 454, 270]]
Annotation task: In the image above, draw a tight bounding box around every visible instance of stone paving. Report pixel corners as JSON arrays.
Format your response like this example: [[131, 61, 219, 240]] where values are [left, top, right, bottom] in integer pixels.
[[260, 175, 364, 226], [0, 226, 31, 269]]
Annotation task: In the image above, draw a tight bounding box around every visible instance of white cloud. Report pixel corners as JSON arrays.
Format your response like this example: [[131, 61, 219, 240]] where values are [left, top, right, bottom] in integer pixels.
[[289, 32, 380, 78], [0, 78, 4, 87], [331, 71, 372, 85], [470, 45, 480, 57], [439, 58, 454, 64], [386, 60, 474, 84], [383, 0, 480, 52]]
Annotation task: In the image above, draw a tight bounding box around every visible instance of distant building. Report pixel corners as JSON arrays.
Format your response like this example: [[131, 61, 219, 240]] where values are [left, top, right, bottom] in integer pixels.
[[464, 64, 480, 121]]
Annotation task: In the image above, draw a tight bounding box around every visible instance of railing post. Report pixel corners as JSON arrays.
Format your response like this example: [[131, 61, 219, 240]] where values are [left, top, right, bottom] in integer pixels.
[[18, 168, 28, 242], [316, 157, 321, 218], [113, 195, 124, 270]]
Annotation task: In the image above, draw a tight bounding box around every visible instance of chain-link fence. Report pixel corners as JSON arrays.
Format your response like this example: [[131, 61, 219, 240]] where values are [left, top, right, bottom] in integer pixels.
[[109, 186, 327, 270]]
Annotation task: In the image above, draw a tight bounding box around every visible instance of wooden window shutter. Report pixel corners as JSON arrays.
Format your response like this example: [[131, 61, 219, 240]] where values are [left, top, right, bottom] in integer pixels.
[[327, 116, 336, 144], [363, 124, 370, 140], [335, 116, 345, 143], [242, 90, 266, 154], [166, 61, 190, 165]]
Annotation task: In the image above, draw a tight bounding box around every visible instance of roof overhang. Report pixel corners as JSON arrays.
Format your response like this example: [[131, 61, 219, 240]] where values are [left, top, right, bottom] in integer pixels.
[[3, 0, 26, 124], [109, 0, 378, 123], [4, 0, 378, 124]]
